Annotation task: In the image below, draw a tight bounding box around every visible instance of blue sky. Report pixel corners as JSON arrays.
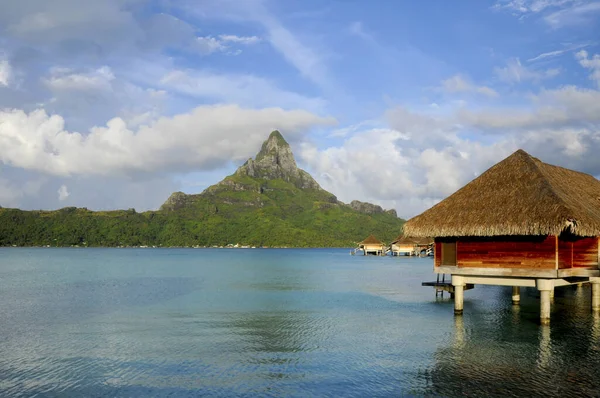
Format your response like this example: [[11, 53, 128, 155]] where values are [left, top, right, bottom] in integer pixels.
[[0, 0, 599, 217]]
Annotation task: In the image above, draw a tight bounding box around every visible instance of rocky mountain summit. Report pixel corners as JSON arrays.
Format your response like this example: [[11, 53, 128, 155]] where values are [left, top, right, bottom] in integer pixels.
[[349, 200, 398, 217], [161, 130, 396, 216], [160, 191, 200, 211], [235, 130, 322, 190]]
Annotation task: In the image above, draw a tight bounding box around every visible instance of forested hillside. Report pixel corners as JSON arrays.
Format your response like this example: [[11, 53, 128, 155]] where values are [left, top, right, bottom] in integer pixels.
[[0, 131, 404, 247]]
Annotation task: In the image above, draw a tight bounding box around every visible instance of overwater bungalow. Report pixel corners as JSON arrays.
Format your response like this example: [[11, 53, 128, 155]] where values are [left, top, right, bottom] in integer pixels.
[[389, 234, 433, 256], [404, 149, 600, 325], [356, 234, 386, 256]]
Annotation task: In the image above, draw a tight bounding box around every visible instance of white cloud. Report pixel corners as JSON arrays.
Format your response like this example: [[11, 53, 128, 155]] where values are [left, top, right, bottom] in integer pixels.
[[241, 3, 330, 88], [328, 120, 380, 138], [544, 2, 600, 27], [300, 128, 414, 201], [0, 60, 11, 87], [0, 176, 46, 208], [0, 178, 23, 206], [576, 50, 600, 87], [195, 34, 261, 55], [3, 1, 144, 50], [457, 85, 600, 130], [493, 0, 579, 14], [3, 1, 256, 60], [35, 64, 169, 132], [195, 36, 227, 55], [57, 184, 70, 201], [300, 124, 512, 218], [159, 69, 327, 111], [494, 58, 560, 83], [43, 66, 115, 91], [265, 23, 328, 87], [384, 106, 454, 149], [0, 167, 178, 211], [219, 34, 260, 44], [528, 50, 565, 62], [441, 75, 498, 97], [0, 105, 336, 177], [492, 0, 600, 28], [540, 85, 600, 116], [527, 43, 590, 62]]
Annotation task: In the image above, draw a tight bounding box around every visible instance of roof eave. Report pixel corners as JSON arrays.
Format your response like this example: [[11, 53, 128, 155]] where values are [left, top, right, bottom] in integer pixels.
[[403, 221, 600, 238]]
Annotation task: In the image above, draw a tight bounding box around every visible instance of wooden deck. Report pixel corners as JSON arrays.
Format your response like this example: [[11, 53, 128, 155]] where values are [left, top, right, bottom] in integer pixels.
[[422, 281, 475, 293], [422, 274, 475, 298]]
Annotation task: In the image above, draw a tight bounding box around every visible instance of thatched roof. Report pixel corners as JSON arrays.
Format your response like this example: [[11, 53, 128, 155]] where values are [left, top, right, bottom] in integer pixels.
[[391, 234, 433, 245], [404, 149, 600, 238], [360, 234, 383, 245]]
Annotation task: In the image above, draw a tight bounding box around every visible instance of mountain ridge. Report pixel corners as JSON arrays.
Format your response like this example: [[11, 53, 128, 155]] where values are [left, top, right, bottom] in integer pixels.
[[161, 130, 396, 217], [0, 131, 404, 247]]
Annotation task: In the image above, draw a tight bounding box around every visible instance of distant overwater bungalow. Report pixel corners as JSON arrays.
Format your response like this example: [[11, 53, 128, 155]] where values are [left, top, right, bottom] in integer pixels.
[[389, 234, 433, 256], [353, 235, 386, 256], [404, 149, 600, 325]]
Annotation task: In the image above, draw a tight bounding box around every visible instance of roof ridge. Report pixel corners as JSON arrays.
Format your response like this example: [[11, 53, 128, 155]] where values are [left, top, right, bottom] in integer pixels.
[[361, 234, 383, 244], [535, 154, 597, 179], [527, 155, 566, 199], [529, 157, 578, 224]]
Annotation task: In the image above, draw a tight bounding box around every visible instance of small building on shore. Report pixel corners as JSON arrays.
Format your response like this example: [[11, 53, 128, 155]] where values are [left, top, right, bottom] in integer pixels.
[[390, 234, 433, 256], [404, 149, 600, 325], [357, 235, 385, 256]]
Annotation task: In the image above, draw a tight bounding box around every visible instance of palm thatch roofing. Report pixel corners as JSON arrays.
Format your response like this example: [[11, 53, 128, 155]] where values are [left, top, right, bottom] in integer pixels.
[[391, 234, 433, 246], [360, 234, 383, 245], [404, 149, 600, 238]]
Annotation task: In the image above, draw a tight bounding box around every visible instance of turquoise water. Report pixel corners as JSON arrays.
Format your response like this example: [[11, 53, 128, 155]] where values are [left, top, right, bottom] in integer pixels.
[[1, 248, 600, 397]]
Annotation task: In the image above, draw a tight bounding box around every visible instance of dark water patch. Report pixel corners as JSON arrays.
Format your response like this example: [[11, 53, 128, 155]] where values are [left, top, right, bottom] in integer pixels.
[[426, 286, 600, 397]]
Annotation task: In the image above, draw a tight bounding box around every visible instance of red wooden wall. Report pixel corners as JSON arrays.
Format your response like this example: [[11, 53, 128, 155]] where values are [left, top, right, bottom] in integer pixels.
[[456, 236, 556, 269], [574, 238, 598, 267], [434, 242, 441, 267], [558, 238, 571, 269], [434, 235, 599, 269], [558, 236, 598, 268]]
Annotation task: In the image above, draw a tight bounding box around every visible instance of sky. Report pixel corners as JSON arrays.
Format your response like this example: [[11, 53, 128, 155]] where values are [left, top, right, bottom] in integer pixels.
[[0, 0, 599, 218]]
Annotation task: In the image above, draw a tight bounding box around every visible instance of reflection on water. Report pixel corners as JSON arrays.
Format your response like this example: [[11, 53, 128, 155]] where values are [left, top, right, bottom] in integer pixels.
[[511, 300, 520, 325], [592, 312, 600, 351], [537, 324, 551, 369], [453, 315, 466, 349], [0, 248, 600, 397], [429, 285, 600, 397]]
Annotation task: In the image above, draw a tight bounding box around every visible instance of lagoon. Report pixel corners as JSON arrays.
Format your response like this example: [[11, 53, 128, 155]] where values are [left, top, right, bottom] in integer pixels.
[[1, 248, 599, 397]]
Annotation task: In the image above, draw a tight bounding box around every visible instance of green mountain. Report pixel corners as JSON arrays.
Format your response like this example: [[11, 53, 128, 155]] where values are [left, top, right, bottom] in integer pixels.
[[0, 131, 404, 247]]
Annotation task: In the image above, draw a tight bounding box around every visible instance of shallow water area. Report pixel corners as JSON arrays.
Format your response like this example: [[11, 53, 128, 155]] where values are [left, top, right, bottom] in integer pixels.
[[1, 248, 599, 397]]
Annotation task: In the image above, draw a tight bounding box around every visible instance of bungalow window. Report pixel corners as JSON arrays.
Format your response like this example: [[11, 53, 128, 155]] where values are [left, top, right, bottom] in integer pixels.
[[441, 242, 457, 266]]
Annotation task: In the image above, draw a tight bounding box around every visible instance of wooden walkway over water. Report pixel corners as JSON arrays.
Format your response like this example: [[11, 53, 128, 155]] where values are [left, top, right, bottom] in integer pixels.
[[422, 274, 474, 298]]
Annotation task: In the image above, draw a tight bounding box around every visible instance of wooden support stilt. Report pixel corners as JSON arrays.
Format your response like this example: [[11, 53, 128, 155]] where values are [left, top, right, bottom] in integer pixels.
[[512, 286, 520, 305], [591, 278, 600, 312], [540, 290, 551, 325], [537, 279, 553, 326], [452, 275, 464, 315]]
